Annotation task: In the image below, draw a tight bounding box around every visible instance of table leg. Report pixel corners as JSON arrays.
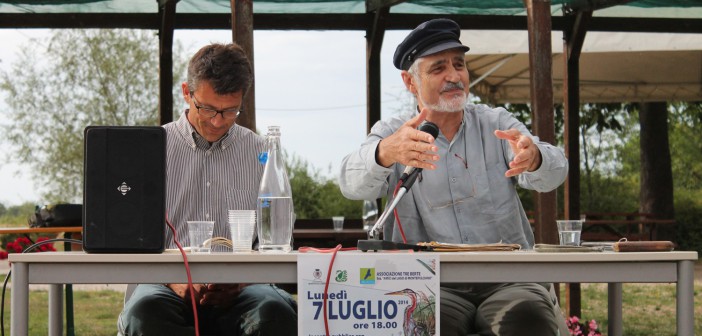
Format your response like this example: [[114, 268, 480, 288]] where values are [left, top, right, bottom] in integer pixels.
[[607, 283, 622, 336], [64, 232, 75, 336], [677, 260, 694, 336], [10, 262, 29, 336], [48, 284, 64, 336], [65, 284, 75, 336]]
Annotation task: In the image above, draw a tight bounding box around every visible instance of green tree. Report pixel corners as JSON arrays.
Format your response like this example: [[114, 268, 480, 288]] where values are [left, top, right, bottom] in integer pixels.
[[616, 102, 702, 193], [287, 154, 361, 219], [617, 102, 702, 251], [667, 102, 702, 191], [315, 179, 362, 219], [577, 103, 630, 210], [287, 154, 324, 219], [0, 29, 187, 203]]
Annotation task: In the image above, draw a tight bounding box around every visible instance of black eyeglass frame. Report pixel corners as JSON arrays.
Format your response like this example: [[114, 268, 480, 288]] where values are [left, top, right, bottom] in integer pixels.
[[190, 94, 242, 119]]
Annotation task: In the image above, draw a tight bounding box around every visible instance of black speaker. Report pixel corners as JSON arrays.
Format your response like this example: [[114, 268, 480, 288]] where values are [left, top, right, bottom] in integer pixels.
[[83, 126, 166, 253]]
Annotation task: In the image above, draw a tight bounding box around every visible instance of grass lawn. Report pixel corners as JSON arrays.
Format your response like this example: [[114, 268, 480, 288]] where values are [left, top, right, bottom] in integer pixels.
[[560, 282, 702, 336], [0, 289, 124, 335], [0, 281, 698, 335]]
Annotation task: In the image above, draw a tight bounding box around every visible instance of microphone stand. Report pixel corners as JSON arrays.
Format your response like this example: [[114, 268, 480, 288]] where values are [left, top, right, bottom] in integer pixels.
[[357, 121, 438, 252], [357, 170, 429, 252]]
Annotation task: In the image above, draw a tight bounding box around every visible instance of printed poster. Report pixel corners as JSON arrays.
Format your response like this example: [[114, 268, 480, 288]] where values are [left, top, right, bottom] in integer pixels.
[[297, 252, 440, 336]]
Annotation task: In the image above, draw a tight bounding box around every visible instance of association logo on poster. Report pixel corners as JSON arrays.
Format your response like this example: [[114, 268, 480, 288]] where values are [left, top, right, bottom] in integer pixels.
[[297, 252, 440, 336], [359, 268, 375, 284], [336, 270, 348, 282]]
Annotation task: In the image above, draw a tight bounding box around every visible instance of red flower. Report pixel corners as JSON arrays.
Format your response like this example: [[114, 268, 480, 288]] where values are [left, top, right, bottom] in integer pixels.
[[567, 316, 601, 336], [1, 236, 56, 259], [10, 242, 23, 253]]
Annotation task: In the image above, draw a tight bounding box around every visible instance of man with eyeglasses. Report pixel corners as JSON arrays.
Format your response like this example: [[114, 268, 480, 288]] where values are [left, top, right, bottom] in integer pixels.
[[340, 19, 568, 336], [118, 43, 297, 336]]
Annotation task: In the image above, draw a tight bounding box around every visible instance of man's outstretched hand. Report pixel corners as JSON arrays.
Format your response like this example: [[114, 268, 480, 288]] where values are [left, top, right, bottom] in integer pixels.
[[494, 129, 542, 177]]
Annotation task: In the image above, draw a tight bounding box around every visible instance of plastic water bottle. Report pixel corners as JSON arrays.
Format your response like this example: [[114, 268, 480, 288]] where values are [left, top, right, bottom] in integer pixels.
[[257, 126, 294, 253]]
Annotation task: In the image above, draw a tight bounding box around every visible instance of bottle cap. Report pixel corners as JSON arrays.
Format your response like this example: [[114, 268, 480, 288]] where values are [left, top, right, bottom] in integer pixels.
[[258, 152, 268, 165]]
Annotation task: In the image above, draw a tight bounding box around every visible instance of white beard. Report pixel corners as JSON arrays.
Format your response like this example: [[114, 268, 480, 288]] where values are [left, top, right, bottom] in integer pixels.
[[421, 91, 467, 113]]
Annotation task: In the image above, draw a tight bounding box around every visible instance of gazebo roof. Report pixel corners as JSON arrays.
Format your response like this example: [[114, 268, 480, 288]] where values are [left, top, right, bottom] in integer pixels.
[[0, 0, 700, 33], [465, 31, 702, 104], [0, 0, 700, 15]]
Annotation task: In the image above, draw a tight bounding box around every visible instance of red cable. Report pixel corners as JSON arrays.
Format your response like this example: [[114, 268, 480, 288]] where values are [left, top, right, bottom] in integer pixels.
[[322, 244, 340, 336], [299, 244, 353, 336], [392, 180, 408, 243], [165, 214, 200, 336]]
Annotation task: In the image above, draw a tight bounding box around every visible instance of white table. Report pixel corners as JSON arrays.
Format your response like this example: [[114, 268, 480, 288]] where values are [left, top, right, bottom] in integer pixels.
[[10, 250, 697, 336]]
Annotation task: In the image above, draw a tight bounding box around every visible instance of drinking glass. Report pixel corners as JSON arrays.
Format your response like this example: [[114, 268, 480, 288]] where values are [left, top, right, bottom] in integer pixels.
[[332, 216, 344, 231], [557, 220, 583, 246]]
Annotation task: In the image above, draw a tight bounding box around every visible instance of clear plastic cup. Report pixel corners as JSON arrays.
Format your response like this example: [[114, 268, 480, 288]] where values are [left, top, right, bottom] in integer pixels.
[[229, 210, 256, 252], [557, 220, 583, 246], [332, 216, 344, 231], [187, 221, 214, 253]]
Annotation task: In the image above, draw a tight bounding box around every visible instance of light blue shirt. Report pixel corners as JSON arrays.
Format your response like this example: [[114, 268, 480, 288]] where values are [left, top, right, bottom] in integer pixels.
[[339, 104, 568, 248]]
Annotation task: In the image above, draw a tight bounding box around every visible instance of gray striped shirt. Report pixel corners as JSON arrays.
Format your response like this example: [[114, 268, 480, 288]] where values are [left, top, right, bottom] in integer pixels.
[[163, 111, 265, 251]]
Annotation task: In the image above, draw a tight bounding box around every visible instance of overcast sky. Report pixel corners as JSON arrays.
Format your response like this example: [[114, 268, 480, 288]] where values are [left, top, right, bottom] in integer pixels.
[[0, 28, 412, 206]]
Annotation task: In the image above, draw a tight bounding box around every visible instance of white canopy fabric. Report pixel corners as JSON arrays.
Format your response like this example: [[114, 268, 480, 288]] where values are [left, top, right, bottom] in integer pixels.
[[463, 31, 702, 104]]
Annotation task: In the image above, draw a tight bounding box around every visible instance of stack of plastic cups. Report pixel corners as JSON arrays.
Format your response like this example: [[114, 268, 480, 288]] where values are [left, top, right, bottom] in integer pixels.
[[228, 210, 256, 252]]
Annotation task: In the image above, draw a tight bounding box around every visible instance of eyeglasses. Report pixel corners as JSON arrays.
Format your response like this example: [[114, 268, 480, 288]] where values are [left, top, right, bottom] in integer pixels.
[[190, 95, 241, 119]]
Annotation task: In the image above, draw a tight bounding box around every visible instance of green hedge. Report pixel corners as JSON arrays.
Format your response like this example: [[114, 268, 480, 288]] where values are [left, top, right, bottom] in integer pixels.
[[674, 190, 702, 254]]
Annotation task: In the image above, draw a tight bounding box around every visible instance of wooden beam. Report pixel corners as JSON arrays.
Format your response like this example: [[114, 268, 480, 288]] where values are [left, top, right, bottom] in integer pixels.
[[563, 10, 590, 223], [562, 8, 592, 320], [365, 5, 389, 134], [231, 0, 256, 132], [524, 0, 558, 246], [565, 11, 590, 61], [1, 13, 700, 33], [158, 0, 176, 125]]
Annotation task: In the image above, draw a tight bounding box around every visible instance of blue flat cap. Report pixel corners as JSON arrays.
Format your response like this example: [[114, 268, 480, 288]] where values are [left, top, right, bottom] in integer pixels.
[[393, 18, 470, 70]]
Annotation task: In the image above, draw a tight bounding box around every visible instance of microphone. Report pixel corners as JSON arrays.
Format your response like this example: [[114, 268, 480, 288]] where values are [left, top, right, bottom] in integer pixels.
[[399, 121, 440, 182], [358, 121, 441, 248]]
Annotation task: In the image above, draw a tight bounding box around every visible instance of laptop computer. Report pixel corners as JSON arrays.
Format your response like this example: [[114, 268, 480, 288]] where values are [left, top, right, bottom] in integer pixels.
[[83, 126, 166, 253]]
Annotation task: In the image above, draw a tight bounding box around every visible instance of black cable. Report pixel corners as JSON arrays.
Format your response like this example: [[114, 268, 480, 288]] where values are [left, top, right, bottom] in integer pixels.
[[1, 269, 11, 336], [0, 238, 82, 336]]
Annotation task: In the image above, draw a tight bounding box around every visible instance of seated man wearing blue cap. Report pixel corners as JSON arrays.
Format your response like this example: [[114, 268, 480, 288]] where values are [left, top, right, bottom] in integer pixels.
[[340, 19, 569, 336]]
